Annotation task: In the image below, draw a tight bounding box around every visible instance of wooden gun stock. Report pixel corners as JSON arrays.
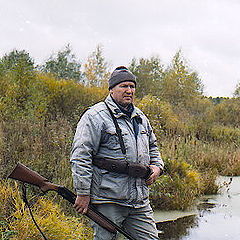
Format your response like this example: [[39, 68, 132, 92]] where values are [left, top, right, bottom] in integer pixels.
[[8, 163, 136, 240]]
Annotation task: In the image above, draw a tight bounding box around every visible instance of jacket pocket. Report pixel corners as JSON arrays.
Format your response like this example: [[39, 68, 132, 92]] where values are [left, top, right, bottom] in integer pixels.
[[101, 127, 121, 150], [98, 170, 129, 200], [139, 129, 149, 151]]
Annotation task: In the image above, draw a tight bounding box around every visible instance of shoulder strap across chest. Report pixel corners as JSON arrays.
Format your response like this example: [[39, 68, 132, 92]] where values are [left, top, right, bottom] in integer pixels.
[[104, 102, 126, 155]]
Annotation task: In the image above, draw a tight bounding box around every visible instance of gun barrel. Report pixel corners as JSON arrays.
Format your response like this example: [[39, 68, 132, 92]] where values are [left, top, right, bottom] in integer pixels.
[[8, 163, 136, 240]]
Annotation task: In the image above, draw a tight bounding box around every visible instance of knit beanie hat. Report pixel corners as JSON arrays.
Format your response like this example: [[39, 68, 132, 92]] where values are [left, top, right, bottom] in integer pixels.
[[108, 66, 136, 89]]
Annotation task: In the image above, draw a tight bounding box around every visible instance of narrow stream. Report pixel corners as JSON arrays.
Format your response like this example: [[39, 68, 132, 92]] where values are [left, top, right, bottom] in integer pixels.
[[154, 176, 240, 240]]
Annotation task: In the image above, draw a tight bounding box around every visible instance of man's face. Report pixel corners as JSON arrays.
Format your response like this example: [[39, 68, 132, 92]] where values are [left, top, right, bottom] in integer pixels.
[[110, 81, 136, 107]]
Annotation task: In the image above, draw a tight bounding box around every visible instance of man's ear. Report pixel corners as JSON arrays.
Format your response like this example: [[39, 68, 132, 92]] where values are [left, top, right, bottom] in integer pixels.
[[109, 89, 113, 94]]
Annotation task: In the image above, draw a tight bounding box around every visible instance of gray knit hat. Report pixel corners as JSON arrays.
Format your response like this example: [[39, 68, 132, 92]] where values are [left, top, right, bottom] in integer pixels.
[[108, 66, 136, 89]]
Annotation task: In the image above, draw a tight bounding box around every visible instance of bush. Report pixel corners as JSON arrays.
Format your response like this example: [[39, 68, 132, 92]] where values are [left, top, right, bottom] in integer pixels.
[[150, 159, 201, 210], [209, 125, 240, 144], [38, 74, 107, 122], [0, 180, 92, 240], [137, 95, 184, 136]]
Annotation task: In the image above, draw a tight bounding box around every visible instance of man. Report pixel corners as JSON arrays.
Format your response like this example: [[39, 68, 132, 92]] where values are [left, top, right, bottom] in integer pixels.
[[70, 66, 164, 240]]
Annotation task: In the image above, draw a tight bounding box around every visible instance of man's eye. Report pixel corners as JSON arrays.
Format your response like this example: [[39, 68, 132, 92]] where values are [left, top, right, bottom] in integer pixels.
[[120, 85, 135, 88]]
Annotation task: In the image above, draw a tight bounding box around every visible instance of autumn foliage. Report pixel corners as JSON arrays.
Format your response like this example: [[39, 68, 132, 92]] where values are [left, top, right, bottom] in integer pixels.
[[0, 47, 239, 238]]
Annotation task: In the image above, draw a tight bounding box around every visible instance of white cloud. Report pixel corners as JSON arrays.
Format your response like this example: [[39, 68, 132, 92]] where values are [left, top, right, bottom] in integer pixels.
[[0, 0, 240, 96]]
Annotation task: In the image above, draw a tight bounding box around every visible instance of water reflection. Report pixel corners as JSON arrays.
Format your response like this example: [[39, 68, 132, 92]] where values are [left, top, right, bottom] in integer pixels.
[[156, 215, 198, 239], [155, 176, 240, 240]]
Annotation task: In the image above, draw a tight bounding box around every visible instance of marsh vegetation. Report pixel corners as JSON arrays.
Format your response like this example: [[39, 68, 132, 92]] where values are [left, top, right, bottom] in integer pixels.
[[0, 47, 239, 239]]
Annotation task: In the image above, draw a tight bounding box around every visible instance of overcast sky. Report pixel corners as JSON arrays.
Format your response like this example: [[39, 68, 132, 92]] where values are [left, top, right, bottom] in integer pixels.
[[0, 0, 240, 97]]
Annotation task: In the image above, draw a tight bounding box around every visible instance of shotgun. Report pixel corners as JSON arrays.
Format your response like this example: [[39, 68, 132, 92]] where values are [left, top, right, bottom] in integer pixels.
[[8, 163, 136, 240]]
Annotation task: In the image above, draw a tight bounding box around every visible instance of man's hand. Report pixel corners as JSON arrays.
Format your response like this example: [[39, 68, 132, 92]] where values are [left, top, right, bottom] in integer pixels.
[[145, 165, 161, 185], [73, 195, 90, 214]]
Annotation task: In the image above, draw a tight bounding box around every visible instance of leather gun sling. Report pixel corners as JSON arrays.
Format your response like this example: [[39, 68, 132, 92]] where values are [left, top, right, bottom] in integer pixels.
[[104, 102, 126, 155]]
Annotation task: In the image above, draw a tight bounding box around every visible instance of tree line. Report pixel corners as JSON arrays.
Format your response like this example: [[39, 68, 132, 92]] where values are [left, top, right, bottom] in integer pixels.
[[0, 45, 239, 212], [1, 44, 240, 239]]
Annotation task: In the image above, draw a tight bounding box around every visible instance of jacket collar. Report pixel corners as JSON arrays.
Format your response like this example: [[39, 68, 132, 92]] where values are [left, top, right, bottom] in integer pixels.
[[104, 94, 141, 119]]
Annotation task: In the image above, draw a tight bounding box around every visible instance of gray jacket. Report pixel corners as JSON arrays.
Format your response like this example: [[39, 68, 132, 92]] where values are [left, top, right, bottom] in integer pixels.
[[70, 95, 164, 207]]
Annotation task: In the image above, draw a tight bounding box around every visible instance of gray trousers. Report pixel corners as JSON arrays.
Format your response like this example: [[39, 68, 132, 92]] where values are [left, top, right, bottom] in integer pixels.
[[92, 203, 159, 240]]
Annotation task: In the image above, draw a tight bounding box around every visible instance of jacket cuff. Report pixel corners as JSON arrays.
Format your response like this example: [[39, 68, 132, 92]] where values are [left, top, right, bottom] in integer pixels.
[[76, 189, 90, 195]]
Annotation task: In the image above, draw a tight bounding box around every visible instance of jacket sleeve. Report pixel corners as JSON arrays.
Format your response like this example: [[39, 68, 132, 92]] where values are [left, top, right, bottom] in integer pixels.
[[147, 119, 164, 170], [70, 111, 102, 195]]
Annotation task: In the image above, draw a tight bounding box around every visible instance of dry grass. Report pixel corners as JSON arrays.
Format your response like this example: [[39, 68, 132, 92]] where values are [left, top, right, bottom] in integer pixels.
[[0, 180, 93, 240]]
